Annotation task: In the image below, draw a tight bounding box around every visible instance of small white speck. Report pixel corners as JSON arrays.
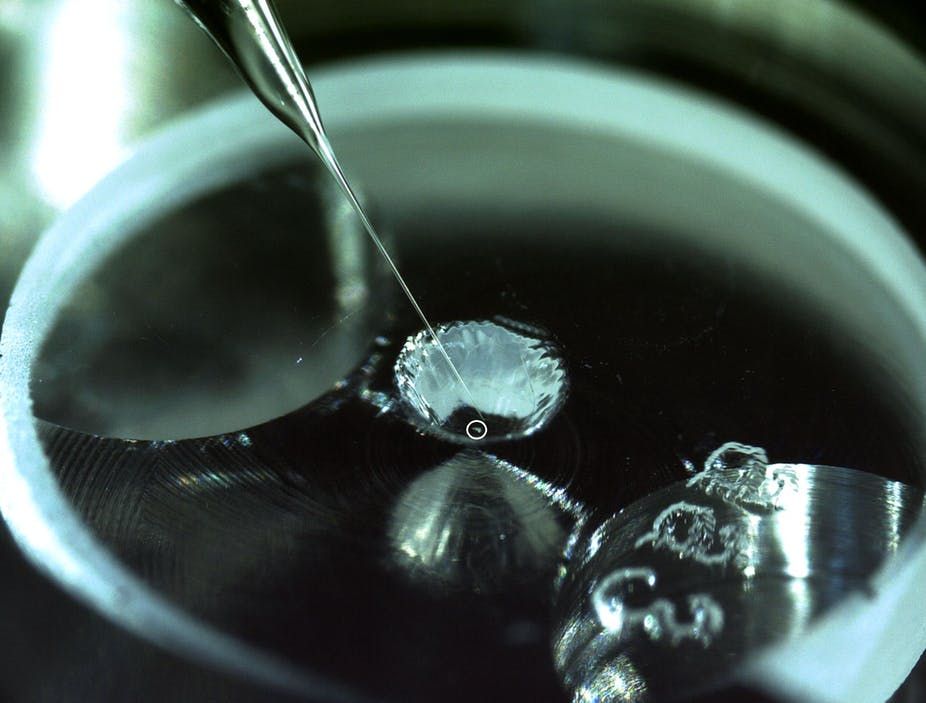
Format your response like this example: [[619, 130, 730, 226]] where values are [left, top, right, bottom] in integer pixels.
[[466, 419, 488, 440]]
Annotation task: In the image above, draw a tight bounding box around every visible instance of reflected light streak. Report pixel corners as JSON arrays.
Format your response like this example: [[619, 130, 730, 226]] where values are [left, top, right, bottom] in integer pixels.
[[743, 513, 761, 578], [773, 466, 812, 578], [884, 480, 904, 553], [33, 0, 130, 208]]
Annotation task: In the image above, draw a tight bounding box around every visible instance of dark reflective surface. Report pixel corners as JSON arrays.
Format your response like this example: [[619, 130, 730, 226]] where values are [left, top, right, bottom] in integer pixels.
[[32, 165, 389, 439]]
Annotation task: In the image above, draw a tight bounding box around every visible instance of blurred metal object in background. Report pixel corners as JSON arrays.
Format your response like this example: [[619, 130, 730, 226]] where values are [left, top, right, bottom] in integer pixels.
[[0, 0, 233, 319]]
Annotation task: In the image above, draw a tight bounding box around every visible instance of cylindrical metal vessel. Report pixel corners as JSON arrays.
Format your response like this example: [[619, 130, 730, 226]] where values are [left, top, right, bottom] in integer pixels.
[[1, 3, 926, 702]]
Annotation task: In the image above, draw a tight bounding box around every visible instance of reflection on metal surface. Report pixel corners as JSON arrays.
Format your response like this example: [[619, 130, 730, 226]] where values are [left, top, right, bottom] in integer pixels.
[[323, 184, 374, 312], [389, 449, 584, 593], [394, 319, 568, 443], [573, 655, 648, 703], [553, 444, 924, 702], [0, 0, 28, 32]]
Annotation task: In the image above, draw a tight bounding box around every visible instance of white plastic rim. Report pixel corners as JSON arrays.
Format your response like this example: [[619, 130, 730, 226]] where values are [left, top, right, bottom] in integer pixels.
[[2, 52, 926, 701]]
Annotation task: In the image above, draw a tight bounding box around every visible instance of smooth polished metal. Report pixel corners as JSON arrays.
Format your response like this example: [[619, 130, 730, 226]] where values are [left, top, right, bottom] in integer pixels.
[[553, 446, 925, 702], [4, 53, 926, 703], [389, 449, 584, 593]]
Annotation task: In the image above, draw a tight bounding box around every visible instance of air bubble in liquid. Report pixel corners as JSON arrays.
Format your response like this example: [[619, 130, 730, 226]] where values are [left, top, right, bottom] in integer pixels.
[[689, 441, 796, 513]]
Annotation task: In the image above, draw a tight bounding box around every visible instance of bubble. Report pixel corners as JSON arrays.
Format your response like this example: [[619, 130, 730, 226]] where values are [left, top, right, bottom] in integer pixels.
[[394, 319, 567, 443], [689, 442, 798, 513], [633, 501, 748, 567], [592, 567, 724, 646], [703, 441, 768, 472]]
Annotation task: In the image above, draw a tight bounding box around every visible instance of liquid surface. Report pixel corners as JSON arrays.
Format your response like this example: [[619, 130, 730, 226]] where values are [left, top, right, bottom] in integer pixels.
[[395, 319, 567, 443]]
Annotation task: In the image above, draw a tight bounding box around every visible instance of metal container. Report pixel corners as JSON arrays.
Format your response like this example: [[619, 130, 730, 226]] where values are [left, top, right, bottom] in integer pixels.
[[2, 2, 926, 702]]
